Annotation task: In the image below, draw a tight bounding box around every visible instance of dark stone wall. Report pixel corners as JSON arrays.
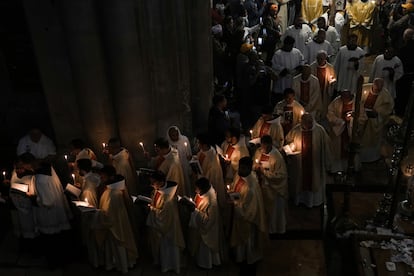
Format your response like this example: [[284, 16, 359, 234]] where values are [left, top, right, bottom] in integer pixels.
[[20, 0, 213, 164]]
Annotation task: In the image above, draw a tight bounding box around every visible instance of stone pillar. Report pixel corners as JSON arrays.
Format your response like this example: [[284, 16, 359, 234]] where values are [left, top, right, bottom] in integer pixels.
[[22, 0, 84, 149], [57, 0, 118, 152]]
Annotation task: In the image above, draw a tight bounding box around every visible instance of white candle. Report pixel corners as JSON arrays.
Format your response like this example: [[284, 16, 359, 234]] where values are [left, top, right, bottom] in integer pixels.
[[102, 142, 106, 149], [71, 173, 75, 183], [64, 155, 68, 161], [190, 197, 193, 202], [225, 154, 229, 160], [139, 142, 145, 152], [300, 110, 304, 116], [258, 37, 263, 45], [227, 184, 230, 191], [2, 171, 6, 179], [364, 90, 367, 95], [85, 197, 88, 204], [250, 129, 253, 136], [255, 159, 259, 164]]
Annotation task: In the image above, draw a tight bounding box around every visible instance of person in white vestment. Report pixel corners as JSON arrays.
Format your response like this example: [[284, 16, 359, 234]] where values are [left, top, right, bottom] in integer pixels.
[[166, 126, 192, 197], [146, 171, 185, 274], [334, 34, 366, 94], [310, 50, 337, 120], [326, 89, 355, 172], [188, 177, 221, 269], [9, 153, 37, 240], [229, 157, 267, 265], [282, 16, 313, 55], [106, 137, 138, 196], [221, 127, 250, 185], [77, 159, 100, 207], [33, 160, 72, 267], [251, 105, 284, 149], [304, 29, 334, 64], [16, 128, 56, 161], [292, 64, 323, 121], [147, 137, 187, 196], [69, 138, 102, 169], [94, 166, 138, 273], [315, 17, 340, 62], [285, 113, 332, 207], [358, 78, 395, 162], [274, 88, 306, 136], [253, 135, 288, 234], [271, 35, 305, 103], [369, 47, 404, 99], [195, 133, 226, 210]]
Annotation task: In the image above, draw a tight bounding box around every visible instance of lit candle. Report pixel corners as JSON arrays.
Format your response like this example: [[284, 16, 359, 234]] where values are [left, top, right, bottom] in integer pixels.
[[189, 197, 193, 202], [258, 37, 263, 45], [290, 143, 296, 152], [102, 142, 106, 149], [364, 90, 367, 95], [139, 142, 145, 152], [64, 154, 68, 161], [300, 110, 304, 116], [85, 197, 88, 204], [225, 154, 229, 160], [255, 159, 260, 164], [184, 142, 187, 147], [2, 171, 6, 179], [71, 173, 75, 184], [227, 184, 230, 191], [250, 129, 253, 136]]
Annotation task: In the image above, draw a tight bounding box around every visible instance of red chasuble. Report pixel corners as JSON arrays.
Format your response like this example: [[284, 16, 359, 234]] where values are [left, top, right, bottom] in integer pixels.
[[194, 194, 202, 208], [316, 67, 327, 99], [260, 153, 270, 162], [153, 190, 161, 206], [259, 122, 271, 137], [300, 81, 310, 106], [301, 130, 313, 191], [225, 145, 235, 158], [234, 177, 245, 193], [364, 92, 379, 109]]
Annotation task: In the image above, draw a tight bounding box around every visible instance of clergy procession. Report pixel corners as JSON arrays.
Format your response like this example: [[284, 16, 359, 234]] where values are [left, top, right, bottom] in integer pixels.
[[1, 0, 414, 275]]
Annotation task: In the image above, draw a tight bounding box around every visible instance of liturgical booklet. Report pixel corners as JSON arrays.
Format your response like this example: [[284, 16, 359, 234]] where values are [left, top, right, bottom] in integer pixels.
[[65, 183, 81, 198], [10, 183, 29, 193]]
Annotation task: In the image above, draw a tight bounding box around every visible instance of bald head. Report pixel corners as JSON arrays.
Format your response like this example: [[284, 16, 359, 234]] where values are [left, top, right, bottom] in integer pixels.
[[403, 28, 414, 42], [372, 78, 384, 93]]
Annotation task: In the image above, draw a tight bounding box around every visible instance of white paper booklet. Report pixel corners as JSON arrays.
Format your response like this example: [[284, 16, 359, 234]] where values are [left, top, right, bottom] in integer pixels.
[[65, 183, 81, 198], [137, 195, 152, 203], [10, 183, 29, 193]]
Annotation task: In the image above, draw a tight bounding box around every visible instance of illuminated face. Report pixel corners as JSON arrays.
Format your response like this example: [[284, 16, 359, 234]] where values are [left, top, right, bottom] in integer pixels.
[[260, 143, 272, 153], [285, 93, 295, 104], [168, 128, 179, 142]]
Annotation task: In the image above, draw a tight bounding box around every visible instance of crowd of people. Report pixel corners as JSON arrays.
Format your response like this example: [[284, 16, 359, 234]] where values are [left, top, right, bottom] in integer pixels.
[[1, 0, 414, 274]]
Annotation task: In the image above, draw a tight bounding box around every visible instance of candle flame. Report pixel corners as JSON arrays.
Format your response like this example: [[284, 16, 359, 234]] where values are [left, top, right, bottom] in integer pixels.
[[227, 185, 230, 190], [225, 154, 229, 160], [139, 142, 143, 147], [2, 171, 5, 177], [255, 159, 259, 164], [184, 142, 187, 147], [85, 197, 88, 203], [64, 155, 68, 160], [102, 143, 106, 148], [300, 110, 304, 115]]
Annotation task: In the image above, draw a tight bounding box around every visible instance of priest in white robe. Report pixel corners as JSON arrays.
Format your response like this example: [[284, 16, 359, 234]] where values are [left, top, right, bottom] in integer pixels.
[[229, 157, 267, 264], [304, 30, 334, 65], [107, 138, 138, 196], [358, 78, 394, 162], [251, 105, 284, 149], [188, 177, 221, 269], [94, 167, 138, 273], [285, 113, 332, 207], [282, 16, 313, 55], [148, 138, 187, 196], [369, 47, 404, 99], [77, 158, 101, 207], [146, 172, 185, 274], [334, 34, 366, 94], [274, 88, 305, 136], [253, 135, 288, 234], [310, 50, 337, 119], [16, 128, 56, 161], [292, 64, 323, 121]]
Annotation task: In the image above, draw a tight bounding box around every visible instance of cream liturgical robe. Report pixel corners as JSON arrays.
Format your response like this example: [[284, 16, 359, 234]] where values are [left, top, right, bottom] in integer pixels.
[[301, 0, 323, 26], [221, 140, 250, 182], [274, 100, 305, 136], [251, 117, 284, 149], [9, 171, 37, 238], [151, 148, 187, 196], [146, 182, 185, 274], [230, 173, 267, 264], [80, 171, 100, 208], [16, 134, 56, 159], [283, 24, 313, 55], [326, 96, 355, 172], [34, 165, 72, 234], [292, 74, 323, 121], [334, 45, 366, 93], [358, 85, 394, 162], [111, 148, 138, 196], [304, 40, 334, 65], [285, 123, 332, 207], [96, 179, 138, 273], [188, 186, 221, 269], [253, 147, 288, 234], [310, 61, 337, 118], [197, 147, 226, 209], [369, 55, 404, 99]]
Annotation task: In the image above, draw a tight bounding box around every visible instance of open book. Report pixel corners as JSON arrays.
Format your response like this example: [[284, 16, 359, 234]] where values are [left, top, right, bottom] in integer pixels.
[[178, 195, 195, 206], [132, 195, 152, 204], [215, 145, 225, 159], [248, 137, 261, 145], [282, 143, 300, 155], [65, 183, 81, 198], [10, 183, 29, 193], [189, 158, 203, 175]]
